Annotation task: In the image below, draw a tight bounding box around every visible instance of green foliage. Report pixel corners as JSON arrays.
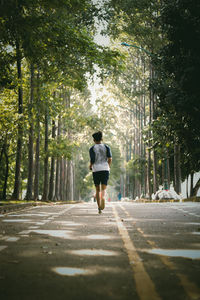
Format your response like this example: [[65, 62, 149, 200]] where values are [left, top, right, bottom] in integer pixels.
[[126, 156, 146, 182], [0, 0, 125, 200], [152, 0, 200, 178]]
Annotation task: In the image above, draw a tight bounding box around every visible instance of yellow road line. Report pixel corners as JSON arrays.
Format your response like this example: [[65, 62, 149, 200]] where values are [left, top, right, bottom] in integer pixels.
[[120, 204, 200, 300], [112, 205, 161, 300]]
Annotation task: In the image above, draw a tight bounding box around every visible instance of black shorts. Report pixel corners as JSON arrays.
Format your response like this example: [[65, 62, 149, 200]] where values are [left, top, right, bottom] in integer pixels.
[[92, 171, 109, 186]]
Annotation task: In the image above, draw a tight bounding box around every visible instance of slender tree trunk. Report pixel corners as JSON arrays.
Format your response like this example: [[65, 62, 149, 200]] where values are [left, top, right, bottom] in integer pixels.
[[59, 158, 64, 200], [0, 143, 5, 165], [174, 141, 181, 194], [34, 131, 40, 200], [12, 41, 23, 200], [153, 149, 158, 193], [191, 177, 200, 197], [147, 149, 152, 199], [178, 144, 181, 193], [63, 159, 67, 200], [48, 119, 56, 201], [167, 156, 170, 188], [66, 160, 73, 201], [54, 159, 60, 201], [25, 64, 35, 200], [151, 64, 158, 195], [33, 70, 40, 200], [54, 117, 61, 201], [190, 172, 194, 197], [54, 158, 60, 201], [186, 175, 189, 198], [162, 160, 165, 186], [42, 106, 49, 201], [3, 146, 9, 200]]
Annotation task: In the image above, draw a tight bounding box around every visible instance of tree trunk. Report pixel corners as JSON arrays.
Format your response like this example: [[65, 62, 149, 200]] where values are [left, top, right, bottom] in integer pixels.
[[54, 158, 60, 201], [66, 160, 73, 201], [2, 145, 9, 200], [153, 149, 158, 193], [48, 119, 56, 201], [191, 177, 200, 197], [59, 158, 64, 200], [0, 143, 5, 165], [25, 64, 34, 200], [33, 70, 40, 200], [12, 40, 23, 200], [42, 106, 49, 201], [190, 172, 194, 197], [54, 117, 61, 201], [174, 142, 181, 194], [147, 148, 152, 199], [186, 175, 189, 198], [167, 156, 170, 188], [63, 159, 67, 200]]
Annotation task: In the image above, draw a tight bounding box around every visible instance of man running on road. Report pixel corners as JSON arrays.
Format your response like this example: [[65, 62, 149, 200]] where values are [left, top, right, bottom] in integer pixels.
[[89, 131, 112, 214]]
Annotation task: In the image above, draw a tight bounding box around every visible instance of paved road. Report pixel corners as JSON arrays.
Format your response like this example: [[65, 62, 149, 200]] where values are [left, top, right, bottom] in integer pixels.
[[0, 201, 200, 300]]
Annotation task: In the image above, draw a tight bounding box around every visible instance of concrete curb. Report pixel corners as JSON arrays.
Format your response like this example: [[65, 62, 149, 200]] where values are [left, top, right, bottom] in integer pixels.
[[134, 199, 180, 203], [0, 201, 83, 214], [131, 197, 200, 203], [0, 202, 38, 214]]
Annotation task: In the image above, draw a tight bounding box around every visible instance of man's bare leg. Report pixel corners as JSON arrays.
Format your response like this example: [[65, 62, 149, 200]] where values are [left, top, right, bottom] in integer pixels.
[[95, 185, 101, 212], [100, 184, 107, 210]]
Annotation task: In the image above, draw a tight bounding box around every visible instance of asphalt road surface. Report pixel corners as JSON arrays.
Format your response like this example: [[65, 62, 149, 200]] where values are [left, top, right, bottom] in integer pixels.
[[0, 201, 200, 300]]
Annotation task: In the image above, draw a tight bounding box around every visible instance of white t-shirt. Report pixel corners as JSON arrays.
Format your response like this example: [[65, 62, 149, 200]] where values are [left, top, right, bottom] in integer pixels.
[[89, 143, 112, 172]]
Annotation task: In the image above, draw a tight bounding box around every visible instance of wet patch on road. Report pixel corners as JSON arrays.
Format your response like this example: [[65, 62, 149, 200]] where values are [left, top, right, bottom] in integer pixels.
[[52, 266, 124, 277], [53, 267, 97, 276], [3, 219, 34, 223], [85, 234, 116, 240], [145, 248, 200, 259], [53, 221, 83, 226], [0, 245, 7, 251], [67, 249, 119, 256]]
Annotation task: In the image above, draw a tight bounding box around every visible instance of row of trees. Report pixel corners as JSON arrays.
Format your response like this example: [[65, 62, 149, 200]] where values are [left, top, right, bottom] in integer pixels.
[[1, 0, 199, 201], [0, 0, 122, 201], [104, 0, 200, 199]]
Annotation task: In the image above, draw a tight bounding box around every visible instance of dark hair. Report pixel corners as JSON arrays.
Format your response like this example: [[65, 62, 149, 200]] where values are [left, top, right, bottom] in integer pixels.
[[92, 131, 102, 142]]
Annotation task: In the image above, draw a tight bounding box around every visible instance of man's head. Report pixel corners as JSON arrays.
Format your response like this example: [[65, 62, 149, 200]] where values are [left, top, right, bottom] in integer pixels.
[[92, 131, 102, 143]]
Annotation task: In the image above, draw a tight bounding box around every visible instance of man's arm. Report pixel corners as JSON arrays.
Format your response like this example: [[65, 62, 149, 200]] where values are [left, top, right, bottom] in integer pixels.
[[89, 146, 95, 170], [108, 157, 112, 168], [105, 145, 112, 168]]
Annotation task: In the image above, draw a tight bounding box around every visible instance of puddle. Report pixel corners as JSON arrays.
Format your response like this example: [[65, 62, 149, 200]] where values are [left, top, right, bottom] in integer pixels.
[[0, 245, 7, 252], [19, 230, 30, 235], [8, 213, 50, 217], [53, 221, 82, 226], [52, 267, 96, 276], [52, 265, 120, 276], [85, 234, 115, 240], [193, 232, 200, 235], [5, 237, 20, 242], [3, 219, 33, 223], [32, 222, 46, 225], [29, 229, 73, 239], [146, 248, 200, 259], [28, 226, 39, 229], [68, 249, 119, 256]]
